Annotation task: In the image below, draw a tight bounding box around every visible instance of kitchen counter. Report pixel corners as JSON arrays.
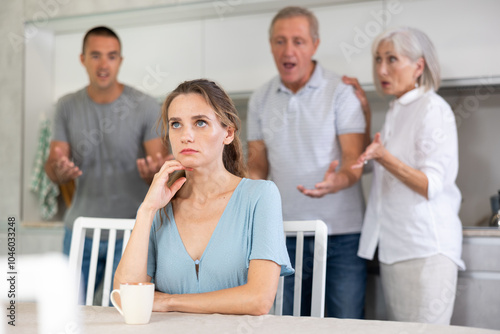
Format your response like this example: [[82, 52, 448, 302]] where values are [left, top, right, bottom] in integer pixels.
[[462, 227, 500, 237]]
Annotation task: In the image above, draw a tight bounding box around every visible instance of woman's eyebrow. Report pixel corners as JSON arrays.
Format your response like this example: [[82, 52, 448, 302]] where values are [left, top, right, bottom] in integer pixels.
[[191, 114, 212, 120], [168, 114, 213, 122]]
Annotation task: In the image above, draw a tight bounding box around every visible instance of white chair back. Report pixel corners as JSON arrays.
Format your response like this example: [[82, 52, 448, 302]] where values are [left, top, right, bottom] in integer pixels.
[[68, 217, 135, 306], [274, 220, 328, 318]]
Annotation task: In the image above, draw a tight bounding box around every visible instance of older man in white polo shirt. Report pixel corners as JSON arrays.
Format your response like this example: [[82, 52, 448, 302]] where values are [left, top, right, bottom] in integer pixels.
[[247, 6, 367, 318]]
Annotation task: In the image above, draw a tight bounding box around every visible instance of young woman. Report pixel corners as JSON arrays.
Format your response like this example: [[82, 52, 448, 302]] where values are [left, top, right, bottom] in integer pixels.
[[345, 27, 464, 324], [114, 79, 293, 315]]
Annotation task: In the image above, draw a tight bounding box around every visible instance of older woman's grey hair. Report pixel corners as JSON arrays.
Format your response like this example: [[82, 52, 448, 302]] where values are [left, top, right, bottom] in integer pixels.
[[372, 27, 441, 95]]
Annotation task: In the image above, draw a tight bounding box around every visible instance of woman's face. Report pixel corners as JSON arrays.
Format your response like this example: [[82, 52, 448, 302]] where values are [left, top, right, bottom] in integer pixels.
[[375, 40, 424, 98], [167, 93, 234, 169]]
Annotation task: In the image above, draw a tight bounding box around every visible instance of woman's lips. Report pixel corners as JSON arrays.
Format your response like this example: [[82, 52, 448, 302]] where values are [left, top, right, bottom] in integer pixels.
[[180, 149, 197, 154], [381, 81, 390, 88]]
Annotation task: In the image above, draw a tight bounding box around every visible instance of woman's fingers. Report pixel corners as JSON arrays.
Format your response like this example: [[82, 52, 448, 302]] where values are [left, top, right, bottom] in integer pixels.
[[352, 155, 368, 169], [155, 160, 187, 179], [351, 160, 365, 169], [342, 75, 360, 88], [352, 133, 385, 169], [170, 177, 187, 196]]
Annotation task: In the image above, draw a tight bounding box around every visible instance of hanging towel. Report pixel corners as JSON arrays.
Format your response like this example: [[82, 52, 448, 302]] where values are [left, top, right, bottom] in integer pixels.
[[30, 117, 60, 220]]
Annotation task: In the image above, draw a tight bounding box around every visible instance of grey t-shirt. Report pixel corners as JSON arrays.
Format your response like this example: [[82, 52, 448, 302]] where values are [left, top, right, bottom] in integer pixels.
[[247, 64, 366, 235], [53, 85, 161, 234]]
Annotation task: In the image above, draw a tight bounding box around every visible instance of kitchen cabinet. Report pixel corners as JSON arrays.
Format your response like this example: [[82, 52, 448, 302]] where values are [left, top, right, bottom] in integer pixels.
[[204, 1, 384, 92], [388, 0, 500, 81], [314, 1, 384, 84], [451, 235, 500, 330], [204, 0, 500, 92], [204, 13, 276, 93], [53, 20, 204, 101]]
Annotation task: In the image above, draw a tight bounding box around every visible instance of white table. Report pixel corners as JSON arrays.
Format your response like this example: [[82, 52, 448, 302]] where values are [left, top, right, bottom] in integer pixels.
[[14, 303, 499, 334]]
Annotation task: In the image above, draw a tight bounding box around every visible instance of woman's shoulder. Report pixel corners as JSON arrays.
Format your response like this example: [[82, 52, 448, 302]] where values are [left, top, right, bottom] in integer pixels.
[[238, 178, 280, 199], [415, 90, 452, 117], [415, 90, 457, 130], [421, 90, 451, 109], [240, 178, 278, 191]]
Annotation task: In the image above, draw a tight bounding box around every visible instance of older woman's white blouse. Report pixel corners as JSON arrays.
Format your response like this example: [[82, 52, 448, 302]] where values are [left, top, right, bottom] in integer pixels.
[[358, 87, 465, 270]]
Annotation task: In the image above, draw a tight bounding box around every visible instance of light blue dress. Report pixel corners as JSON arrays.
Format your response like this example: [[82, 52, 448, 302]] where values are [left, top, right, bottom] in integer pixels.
[[147, 178, 294, 294]]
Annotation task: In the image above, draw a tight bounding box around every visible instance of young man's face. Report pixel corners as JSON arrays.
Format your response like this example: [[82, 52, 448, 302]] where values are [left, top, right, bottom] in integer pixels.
[[270, 16, 319, 93], [80, 35, 122, 92]]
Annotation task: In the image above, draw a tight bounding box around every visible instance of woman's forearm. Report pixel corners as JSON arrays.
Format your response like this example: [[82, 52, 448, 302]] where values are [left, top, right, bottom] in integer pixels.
[[155, 285, 270, 316], [114, 206, 157, 288], [154, 260, 280, 316], [377, 148, 429, 199]]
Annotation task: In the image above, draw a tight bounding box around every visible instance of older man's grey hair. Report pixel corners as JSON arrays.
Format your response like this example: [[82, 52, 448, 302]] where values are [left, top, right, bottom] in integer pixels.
[[371, 27, 441, 95], [269, 6, 319, 42]]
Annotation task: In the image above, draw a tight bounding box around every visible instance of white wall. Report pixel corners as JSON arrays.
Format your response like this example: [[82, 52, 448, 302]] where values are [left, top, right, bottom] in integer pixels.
[[0, 1, 24, 233]]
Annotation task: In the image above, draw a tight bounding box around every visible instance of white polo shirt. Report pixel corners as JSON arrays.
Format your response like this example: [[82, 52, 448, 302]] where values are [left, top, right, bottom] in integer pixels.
[[247, 63, 366, 235], [357, 87, 465, 269]]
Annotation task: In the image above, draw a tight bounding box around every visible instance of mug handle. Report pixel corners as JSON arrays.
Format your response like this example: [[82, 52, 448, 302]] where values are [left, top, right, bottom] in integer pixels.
[[110, 289, 124, 316]]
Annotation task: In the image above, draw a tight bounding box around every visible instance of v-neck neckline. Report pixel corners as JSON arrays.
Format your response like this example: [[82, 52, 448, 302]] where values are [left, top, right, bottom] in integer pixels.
[[170, 178, 245, 266]]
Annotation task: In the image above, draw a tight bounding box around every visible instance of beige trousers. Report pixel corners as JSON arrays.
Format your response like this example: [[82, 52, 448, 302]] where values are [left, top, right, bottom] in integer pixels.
[[380, 254, 458, 325]]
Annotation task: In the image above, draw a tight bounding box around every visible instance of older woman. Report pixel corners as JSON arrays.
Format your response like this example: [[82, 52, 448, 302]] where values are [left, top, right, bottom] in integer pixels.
[[345, 27, 465, 324], [114, 79, 293, 315]]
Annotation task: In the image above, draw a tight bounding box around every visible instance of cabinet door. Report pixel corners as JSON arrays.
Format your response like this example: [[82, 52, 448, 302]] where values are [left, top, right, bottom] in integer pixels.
[[389, 0, 500, 80], [204, 1, 385, 92], [315, 1, 384, 84], [451, 237, 500, 330], [204, 13, 276, 93], [119, 21, 204, 98], [452, 275, 500, 329], [54, 20, 204, 101]]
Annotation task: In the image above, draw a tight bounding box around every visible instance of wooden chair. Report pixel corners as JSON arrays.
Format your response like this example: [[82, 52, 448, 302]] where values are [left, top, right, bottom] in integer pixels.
[[274, 220, 328, 318], [68, 217, 135, 306]]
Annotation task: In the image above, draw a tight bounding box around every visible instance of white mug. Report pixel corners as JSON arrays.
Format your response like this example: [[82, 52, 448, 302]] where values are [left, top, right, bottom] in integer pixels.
[[110, 282, 155, 325]]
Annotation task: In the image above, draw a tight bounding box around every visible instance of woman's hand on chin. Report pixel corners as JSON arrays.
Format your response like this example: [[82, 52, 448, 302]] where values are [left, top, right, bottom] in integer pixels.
[[142, 160, 192, 212]]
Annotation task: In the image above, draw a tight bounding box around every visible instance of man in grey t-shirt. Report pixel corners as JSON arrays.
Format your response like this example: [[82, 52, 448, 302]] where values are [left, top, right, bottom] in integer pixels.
[[247, 7, 367, 318], [45, 26, 168, 303]]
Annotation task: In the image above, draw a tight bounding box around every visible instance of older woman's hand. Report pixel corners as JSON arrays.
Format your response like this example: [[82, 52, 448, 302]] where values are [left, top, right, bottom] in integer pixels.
[[352, 133, 386, 169], [342, 76, 370, 116]]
